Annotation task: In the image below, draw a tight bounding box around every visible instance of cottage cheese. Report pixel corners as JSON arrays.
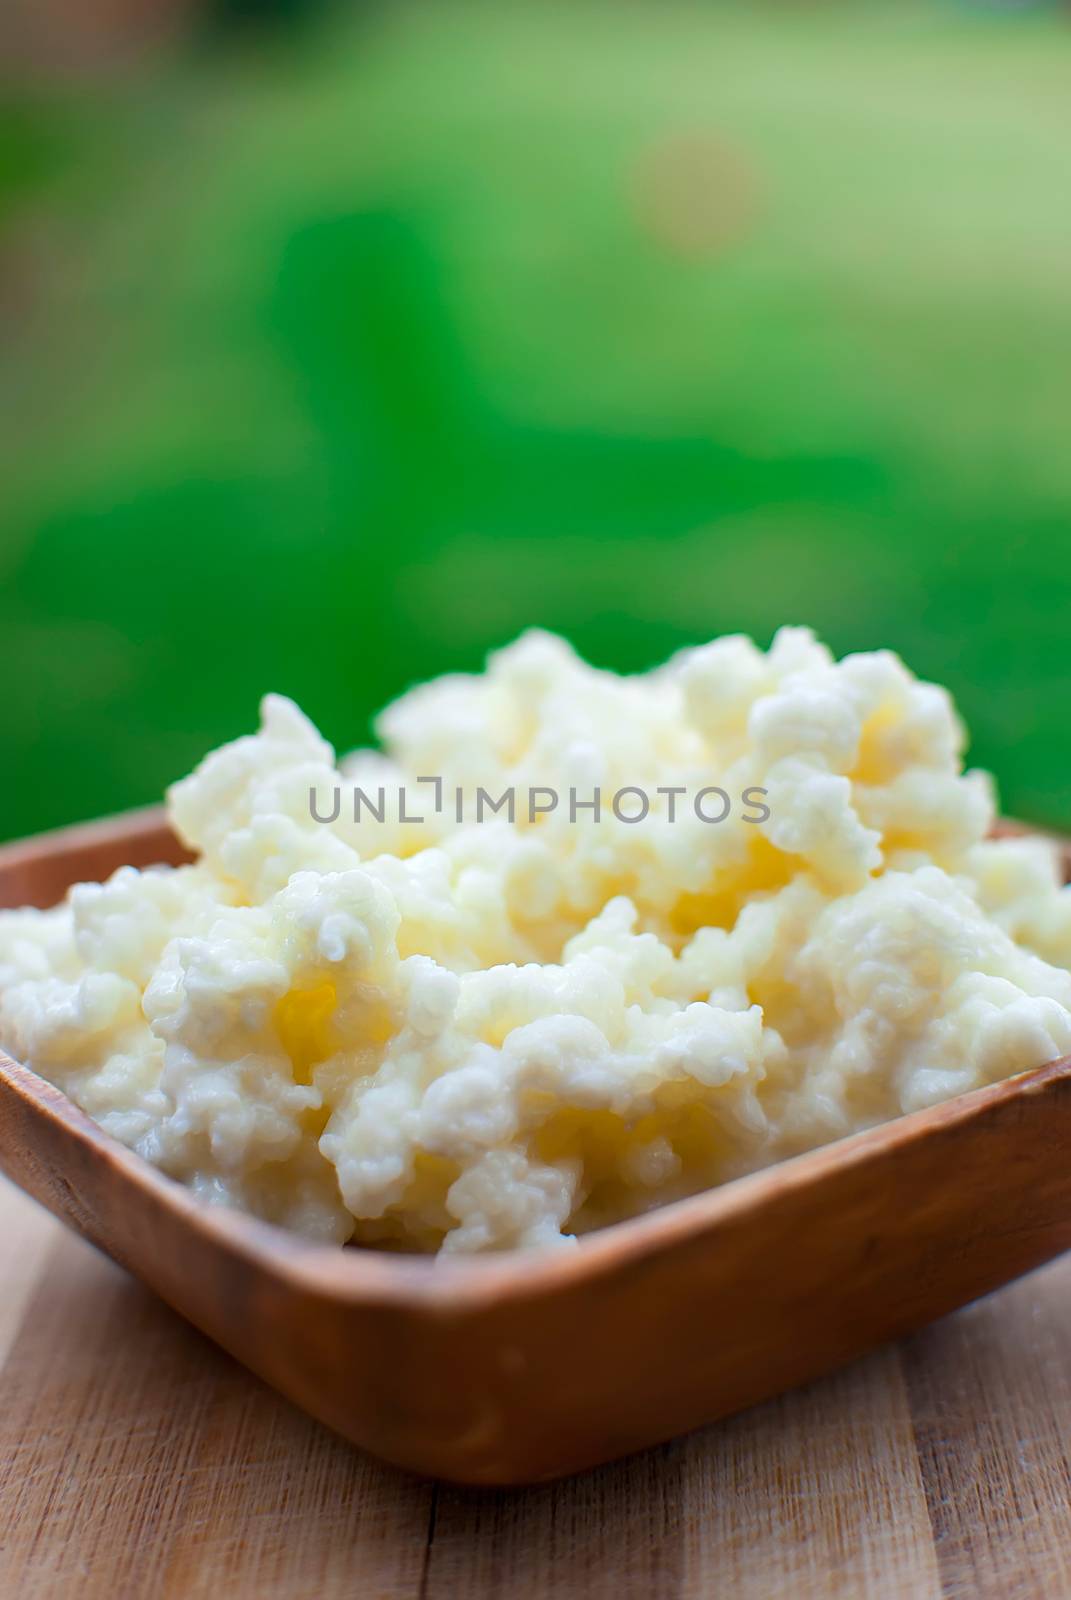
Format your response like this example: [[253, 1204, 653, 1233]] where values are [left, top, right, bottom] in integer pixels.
[[4, 628, 1071, 1252]]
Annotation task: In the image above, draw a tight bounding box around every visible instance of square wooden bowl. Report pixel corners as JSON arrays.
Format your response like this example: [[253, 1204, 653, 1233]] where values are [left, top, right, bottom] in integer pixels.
[[2, 810, 1070, 1485]]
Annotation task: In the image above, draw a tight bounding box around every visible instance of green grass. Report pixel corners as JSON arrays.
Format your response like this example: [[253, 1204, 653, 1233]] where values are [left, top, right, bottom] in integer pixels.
[[3, 3, 1071, 838]]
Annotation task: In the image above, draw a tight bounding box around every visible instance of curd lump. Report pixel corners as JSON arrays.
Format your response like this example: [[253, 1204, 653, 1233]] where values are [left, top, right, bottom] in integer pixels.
[[4, 628, 1071, 1253]]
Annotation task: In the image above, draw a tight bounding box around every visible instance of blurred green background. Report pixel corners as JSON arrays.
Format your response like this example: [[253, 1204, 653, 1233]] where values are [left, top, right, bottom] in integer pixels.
[[2, 0, 1071, 841]]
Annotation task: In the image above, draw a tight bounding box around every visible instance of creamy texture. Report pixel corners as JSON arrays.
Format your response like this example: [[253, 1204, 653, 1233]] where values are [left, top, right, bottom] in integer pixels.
[[3, 628, 1071, 1252]]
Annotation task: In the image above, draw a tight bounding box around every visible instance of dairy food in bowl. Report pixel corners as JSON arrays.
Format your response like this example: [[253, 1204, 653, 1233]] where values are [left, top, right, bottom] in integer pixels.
[[2, 627, 1071, 1254]]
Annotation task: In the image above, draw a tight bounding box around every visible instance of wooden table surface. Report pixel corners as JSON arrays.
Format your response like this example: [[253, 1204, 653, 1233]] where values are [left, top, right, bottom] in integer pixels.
[[2, 1174, 1070, 1600]]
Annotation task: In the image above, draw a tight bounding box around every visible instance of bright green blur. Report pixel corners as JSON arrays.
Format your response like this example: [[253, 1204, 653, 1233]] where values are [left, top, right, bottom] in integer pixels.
[[3, 3, 1071, 841]]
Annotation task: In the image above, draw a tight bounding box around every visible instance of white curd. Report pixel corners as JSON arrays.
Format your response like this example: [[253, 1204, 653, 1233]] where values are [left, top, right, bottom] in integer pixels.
[[3, 628, 1071, 1252]]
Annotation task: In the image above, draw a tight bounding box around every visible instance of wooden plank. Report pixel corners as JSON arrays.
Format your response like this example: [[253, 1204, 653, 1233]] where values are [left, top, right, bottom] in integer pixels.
[[903, 1256, 1071, 1600], [676, 1347, 941, 1600], [5, 1169, 1071, 1598], [0, 1179, 432, 1600], [0, 1177, 57, 1367], [423, 1446, 690, 1600], [423, 1347, 941, 1600]]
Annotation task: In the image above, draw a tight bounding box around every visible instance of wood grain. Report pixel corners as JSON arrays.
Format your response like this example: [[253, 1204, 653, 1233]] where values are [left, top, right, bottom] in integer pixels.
[[903, 1269, 1071, 1599], [3, 1173, 1070, 1598], [0, 1180, 432, 1600], [422, 1352, 943, 1600]]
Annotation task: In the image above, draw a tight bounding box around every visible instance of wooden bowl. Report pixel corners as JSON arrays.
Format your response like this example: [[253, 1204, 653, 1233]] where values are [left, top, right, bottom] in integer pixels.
[[2, 809, 1071, 1486]]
